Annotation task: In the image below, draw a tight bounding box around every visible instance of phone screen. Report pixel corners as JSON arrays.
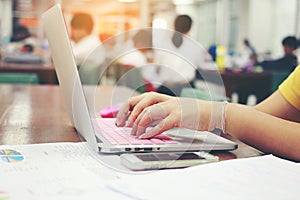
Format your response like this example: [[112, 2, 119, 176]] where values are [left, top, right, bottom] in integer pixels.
[[136, 153, 205, 161]]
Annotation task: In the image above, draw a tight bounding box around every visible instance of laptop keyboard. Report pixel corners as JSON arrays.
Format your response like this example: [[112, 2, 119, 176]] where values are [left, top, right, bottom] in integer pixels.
[[96, 119, 178, 145]]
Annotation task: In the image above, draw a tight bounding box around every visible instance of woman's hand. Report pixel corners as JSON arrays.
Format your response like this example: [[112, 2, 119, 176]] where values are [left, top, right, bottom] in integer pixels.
[[115, 92, 172, 127], [116, 92, 212, 138]]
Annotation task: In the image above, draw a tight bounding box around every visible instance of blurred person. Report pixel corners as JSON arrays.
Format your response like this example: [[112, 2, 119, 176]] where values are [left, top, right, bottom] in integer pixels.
[[230, 39, 257, 71], [260, 36, 298, 73], [154, 15, 207, 96], [243, 39, 257, 63], [116, 64, 300, 161], [118, 29, 152, 67], [3, 25, 44, 64], [7, 25, 38, 53], [70, 12, 106, 84], [20, 44, 34, 53], [242, 39, 257, 69], [10, 25, 31, 42], [118, 29, 162, 92], [70, 12, 105, 67]]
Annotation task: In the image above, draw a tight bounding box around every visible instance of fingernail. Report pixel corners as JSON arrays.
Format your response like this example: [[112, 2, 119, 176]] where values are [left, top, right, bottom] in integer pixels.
[[138, 133, 148, 139], [115, 119, 119, 126]]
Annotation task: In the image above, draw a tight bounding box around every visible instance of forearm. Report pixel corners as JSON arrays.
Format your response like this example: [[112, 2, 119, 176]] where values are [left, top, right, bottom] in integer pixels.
[[255, 91, 300, 123], [225, 103, 300, 161]]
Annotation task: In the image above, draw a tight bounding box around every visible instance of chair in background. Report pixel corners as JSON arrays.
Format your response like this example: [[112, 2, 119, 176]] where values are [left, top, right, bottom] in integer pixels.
[[116, 66, 146, 93], [271, 71, 289, 92], [0, 73, 39, 84], [79, 63, 104, 85]]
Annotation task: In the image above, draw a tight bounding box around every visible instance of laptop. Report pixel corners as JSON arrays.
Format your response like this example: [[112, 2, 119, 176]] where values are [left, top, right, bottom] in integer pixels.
[[42, 4, 237, 154]]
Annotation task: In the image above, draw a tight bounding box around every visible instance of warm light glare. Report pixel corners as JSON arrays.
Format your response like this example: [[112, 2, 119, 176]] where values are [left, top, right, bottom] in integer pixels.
[[172, 0, 194, 5], [118, 0, 136, 2], [153, 18, 168, 29]]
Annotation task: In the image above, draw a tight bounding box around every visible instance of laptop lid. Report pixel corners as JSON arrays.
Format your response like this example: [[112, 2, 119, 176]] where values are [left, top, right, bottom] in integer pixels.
[[42, 4, 99, 151]]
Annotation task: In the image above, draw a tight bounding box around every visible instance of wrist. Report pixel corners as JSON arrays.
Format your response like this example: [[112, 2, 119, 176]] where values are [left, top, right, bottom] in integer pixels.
[[198, 100, 212, 131], [220, 101, 228, 133], [208, 101, 228, 133]]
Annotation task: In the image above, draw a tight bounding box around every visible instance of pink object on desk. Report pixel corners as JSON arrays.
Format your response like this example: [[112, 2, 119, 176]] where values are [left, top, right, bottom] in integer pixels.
[[100, 103, 123, 118]]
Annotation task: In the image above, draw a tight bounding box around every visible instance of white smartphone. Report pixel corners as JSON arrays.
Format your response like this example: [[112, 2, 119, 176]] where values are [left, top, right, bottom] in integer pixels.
[[120, 152, 219, 171]]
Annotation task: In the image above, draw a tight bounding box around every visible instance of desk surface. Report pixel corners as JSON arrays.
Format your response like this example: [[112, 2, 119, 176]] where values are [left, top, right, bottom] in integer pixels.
[[0, 84, 262, 161]]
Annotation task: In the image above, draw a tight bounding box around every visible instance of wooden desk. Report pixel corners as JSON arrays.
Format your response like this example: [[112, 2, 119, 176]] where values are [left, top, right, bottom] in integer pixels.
[[0, 85, 262, 161], [197, 70, 273, 104], [0, 61, 58, 84]]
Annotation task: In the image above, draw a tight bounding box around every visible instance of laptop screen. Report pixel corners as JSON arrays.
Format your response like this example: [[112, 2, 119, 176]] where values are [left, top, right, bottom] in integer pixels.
[[42, 4, 99, 151]]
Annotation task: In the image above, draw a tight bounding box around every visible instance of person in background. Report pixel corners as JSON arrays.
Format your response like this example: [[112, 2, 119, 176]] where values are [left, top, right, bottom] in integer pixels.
[[70, 12, 105, 67], [70, 12, 105, 84], [116, 64, 300, 162], [229, 39, 257, 71], [118, 29, 162, 92], [3, 25, 45, 64], [20, 44, 34, 53], [260, 36, 298, 73], [7, 25, 37, 53], [154, 15, 206, 96], [243, 39, 257, 66], [118, 30, 152, 68], [10, 25, 31, 42]]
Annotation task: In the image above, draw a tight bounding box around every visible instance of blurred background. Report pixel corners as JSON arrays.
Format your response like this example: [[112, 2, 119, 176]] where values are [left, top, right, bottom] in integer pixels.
[[1, 0, 300, 56], [1, 0, 300, 104]]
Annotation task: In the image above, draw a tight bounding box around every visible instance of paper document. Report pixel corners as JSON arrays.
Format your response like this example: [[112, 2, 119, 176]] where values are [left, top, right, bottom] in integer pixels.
[[109, 155, 300, 200], [0, 142, 132, 200], [1, 142, 299, 200]]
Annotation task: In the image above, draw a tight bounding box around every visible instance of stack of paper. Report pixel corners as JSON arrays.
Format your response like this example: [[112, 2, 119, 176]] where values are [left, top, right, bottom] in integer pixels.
[[1, 142, 299, 200], [109, 155, 300, 200]]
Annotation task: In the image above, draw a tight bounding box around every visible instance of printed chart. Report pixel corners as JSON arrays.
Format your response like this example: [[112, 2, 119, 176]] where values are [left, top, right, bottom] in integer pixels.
[[0, 149, 24, 163], [0, 191, 9, 200]]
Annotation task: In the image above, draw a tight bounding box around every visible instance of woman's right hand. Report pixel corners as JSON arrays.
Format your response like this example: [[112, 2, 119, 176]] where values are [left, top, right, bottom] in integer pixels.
[[115, 92, 173, 128], [116, 92, 210, 139]]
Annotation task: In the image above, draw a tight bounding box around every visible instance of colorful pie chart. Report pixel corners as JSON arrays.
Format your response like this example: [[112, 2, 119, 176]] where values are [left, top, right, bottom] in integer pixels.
[[0, 149, 24, 163]]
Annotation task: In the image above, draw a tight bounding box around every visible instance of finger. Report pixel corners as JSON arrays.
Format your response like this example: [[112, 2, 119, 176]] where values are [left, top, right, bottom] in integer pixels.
[[132, 108, 153, 137], [115, 94, 145, 126], [150, 119, 160, 127], [115, 102, 130, 127], [127, 94, 161, 127], [116, 92, 171, 127], [138, 116, 178, 139], [133, 104, 167, 137], [130, 115, 161, 136], [131, 106, 151, 136], [131, 103, 168, 136]]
